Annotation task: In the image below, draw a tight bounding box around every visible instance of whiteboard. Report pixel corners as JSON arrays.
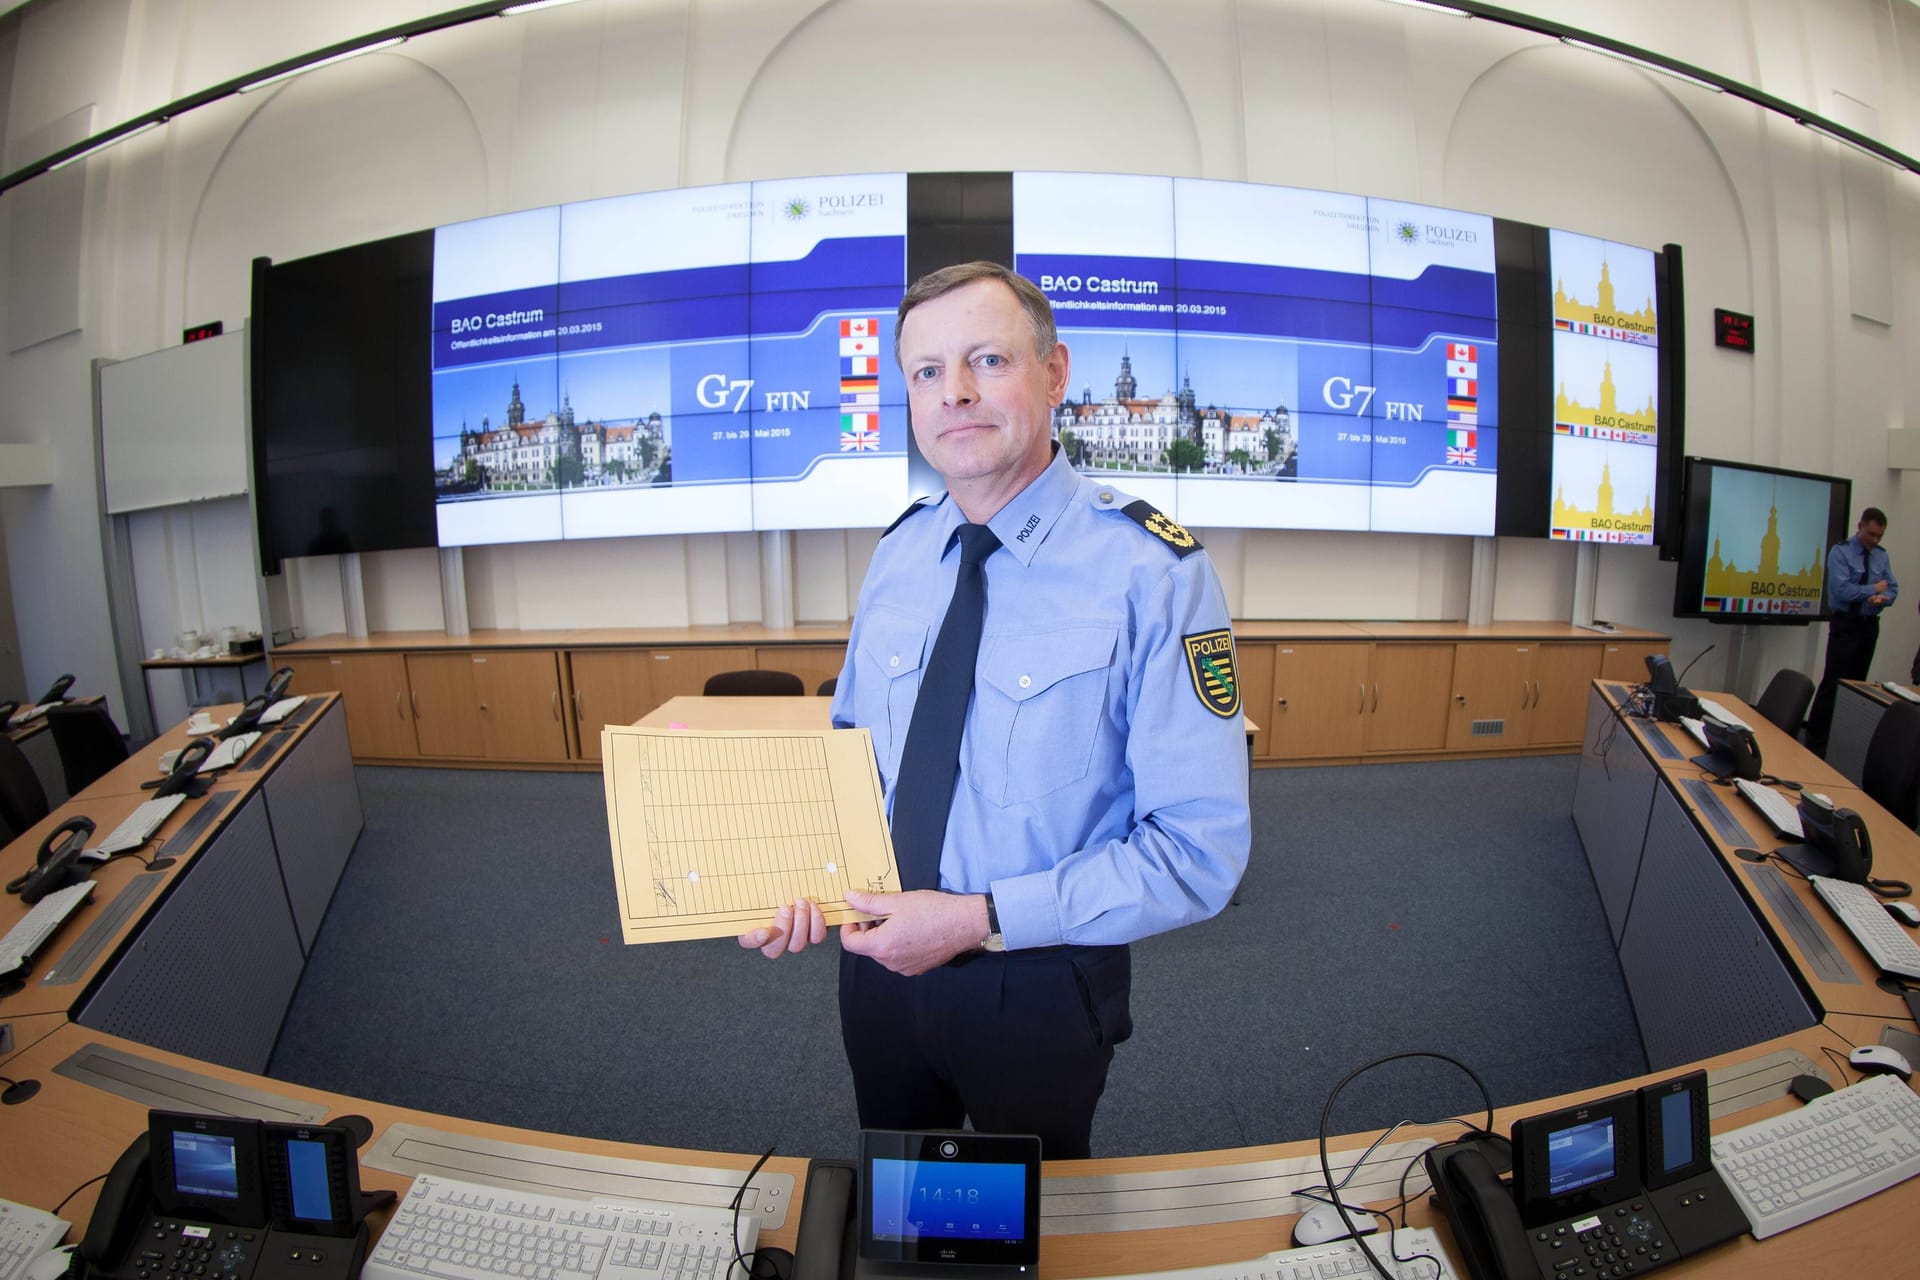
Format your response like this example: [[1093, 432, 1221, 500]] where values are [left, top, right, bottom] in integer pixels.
[[99, 329, 249, 513]]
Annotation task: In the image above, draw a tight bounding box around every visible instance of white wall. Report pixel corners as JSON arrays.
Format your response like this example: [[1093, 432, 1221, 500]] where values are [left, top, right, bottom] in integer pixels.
[[4, 0, 1919, 716]]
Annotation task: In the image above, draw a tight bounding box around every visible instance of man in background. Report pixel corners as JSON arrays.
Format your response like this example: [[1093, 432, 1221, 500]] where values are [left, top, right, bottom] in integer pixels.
[[1807, 507, 1897, 755], [740, 262, 1250, 1158]]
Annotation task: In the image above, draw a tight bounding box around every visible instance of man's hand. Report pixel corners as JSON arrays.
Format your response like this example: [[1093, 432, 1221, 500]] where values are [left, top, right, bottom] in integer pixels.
[[1874, 579, 1891, 595], [738, 897, 827, 959], [838, 889, 990, 977]]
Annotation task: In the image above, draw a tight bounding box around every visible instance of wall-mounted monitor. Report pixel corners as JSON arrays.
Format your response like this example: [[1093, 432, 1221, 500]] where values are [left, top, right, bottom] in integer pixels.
[[1670, 456, 1852, 622], [249, 171, 1688, 565]]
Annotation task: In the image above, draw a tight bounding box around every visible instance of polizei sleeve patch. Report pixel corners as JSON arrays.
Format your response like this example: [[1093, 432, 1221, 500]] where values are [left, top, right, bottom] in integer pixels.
[[1183, 629, 1240, 717]]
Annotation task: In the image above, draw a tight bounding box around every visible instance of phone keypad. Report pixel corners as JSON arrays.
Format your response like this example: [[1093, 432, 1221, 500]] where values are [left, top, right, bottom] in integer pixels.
[[125, 1219, 260, 1279], [1532, 1201, 1672, 1278]]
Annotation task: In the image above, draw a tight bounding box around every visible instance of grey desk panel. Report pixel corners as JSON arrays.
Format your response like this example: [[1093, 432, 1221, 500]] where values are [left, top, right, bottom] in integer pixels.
[[1827, 683, 1884, 787], [1618, 786, 1818, 1071], [53, 1042, 329, 1122], [261, 699, 363, 953], [75, 791, 304, 1074], [19, 727, 66, 806], [1572, 687, 1658, 946]]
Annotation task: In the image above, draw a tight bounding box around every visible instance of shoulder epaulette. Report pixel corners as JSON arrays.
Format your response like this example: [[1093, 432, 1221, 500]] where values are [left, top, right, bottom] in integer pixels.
[[882, 498, 935, 538], [1118, 499, 1203, 558]]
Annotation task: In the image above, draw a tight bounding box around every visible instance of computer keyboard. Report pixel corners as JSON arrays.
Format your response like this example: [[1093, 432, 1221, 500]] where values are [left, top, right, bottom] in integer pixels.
[[0, 880, 94, 975], [1809, 875, 1920, 979], [1710, 1072, 1920, 1238], [199, 730, 262, 772], [0, 1198, 68, 1280], [1695, 698, 1753, 731], [1884, 681, 1920, 705], [1089, 1227, 1456, 1280], [87, 793, 186, 857], [1733, 777, 1804, 839], [259, 694, 307, 724], [362, 1173, 760, 1280]]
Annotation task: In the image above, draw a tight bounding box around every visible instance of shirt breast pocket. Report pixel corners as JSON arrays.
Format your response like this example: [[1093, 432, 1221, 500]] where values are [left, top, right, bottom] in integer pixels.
[[967, 626, 1117, 807], [854, 610, 928, 776]]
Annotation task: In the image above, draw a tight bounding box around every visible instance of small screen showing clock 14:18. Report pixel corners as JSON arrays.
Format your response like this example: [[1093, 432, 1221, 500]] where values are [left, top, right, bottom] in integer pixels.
[[867, 1158, 1028, 1244]]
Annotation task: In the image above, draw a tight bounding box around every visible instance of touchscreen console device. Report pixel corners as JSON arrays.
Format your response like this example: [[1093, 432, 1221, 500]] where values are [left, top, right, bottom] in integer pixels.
[[856, 1130, 1040, 1278]]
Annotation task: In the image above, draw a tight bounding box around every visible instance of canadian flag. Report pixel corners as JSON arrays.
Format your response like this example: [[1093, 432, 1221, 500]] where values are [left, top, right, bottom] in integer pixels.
[[840, 318, 877, 338], [1447, 342, 1478, 362]]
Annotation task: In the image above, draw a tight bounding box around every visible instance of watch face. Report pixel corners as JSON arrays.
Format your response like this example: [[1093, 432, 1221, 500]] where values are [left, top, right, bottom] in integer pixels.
[[982, 933, 1006, 953]]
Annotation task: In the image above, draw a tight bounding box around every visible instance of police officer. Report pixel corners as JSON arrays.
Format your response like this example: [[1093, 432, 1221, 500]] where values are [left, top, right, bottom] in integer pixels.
[[740, 262, 1251, 1158], [1807, 507, 1898, 756]]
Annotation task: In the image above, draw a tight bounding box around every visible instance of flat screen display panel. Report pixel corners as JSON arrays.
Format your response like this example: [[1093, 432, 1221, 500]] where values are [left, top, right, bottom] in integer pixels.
[[1014, 173, 1499, 535], [1547, 229, 1660, 545], [431, 175, 909, 546], [1671, 457, 1851, 621]]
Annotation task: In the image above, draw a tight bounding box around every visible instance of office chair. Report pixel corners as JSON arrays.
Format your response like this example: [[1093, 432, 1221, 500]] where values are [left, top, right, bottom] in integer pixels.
[[1861, 702, 1920, 829], [703, 669, 805, 697], [1753, 668, 1815, 740], [0, 733, 50, 839], [45, 702, 131, 795], [817, 676, 838, 696]]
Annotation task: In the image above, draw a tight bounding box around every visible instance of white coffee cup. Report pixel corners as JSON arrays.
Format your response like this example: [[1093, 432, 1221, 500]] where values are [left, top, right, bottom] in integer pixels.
[[187, 712, 215, 734]]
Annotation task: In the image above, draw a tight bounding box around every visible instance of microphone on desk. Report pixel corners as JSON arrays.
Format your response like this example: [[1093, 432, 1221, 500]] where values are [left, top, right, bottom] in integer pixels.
[[1674, 643, 1715, 687], [0, 1073, 40, 1104]]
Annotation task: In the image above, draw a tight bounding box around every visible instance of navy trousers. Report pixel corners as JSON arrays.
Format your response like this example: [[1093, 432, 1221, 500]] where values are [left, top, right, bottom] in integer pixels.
[[837, 944, 1131, 1160]]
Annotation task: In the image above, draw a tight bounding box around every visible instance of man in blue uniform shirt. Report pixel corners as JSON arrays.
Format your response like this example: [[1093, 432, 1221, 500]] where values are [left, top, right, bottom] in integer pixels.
[[740, 262, 1251, 1157], [1807, 507, 1897, 756]]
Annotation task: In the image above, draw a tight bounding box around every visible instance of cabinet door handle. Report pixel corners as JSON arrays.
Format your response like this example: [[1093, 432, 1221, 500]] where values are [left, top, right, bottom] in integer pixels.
[[394, 691, 403, 720], [410, 689, 419, 717], [1371, 683, 1380, 713], [1276, 697, 1288, 710], [572, 689, 582, 721], [1358, 685, 1366, 715], [551, 690, 560, 721]]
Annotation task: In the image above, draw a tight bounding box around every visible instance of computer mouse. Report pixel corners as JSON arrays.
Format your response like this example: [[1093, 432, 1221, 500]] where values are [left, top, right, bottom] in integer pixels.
[[1291, 1203, 1382, 1246], [1887, 902, 1920, 927], [1850, 1045, 1914, 1080]]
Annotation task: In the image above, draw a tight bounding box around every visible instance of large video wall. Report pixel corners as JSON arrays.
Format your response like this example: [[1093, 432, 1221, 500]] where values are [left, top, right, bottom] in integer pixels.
[[251, 171, 1680, 566]]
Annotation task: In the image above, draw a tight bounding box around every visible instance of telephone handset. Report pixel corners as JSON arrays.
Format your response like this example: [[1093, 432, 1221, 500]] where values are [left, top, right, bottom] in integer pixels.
[[144, 737, 216, 799], [221, 693, 273, 739], [5, 816, 95, 904], [263, 666, 295, 702], [1799, 791, 1874, 882], [37, 673, 75, 705], [1424, 1141, 1539, 1280]]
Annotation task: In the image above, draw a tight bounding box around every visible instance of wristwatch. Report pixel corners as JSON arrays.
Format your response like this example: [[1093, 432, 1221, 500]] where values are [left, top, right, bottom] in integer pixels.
[[982, 893, 1006, 952]]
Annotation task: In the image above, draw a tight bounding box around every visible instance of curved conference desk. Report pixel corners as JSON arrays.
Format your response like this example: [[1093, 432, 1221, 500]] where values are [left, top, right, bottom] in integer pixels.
[[4, 685, 1920, 1279]]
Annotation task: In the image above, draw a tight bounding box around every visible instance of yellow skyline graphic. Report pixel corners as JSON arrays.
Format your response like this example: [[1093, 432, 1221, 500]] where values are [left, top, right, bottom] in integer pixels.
[[1552, 461, 1653, 537], [1554, 258, 1658, 338], [1556, 356, 1657, 436], [1703, 500, 1823, 603]]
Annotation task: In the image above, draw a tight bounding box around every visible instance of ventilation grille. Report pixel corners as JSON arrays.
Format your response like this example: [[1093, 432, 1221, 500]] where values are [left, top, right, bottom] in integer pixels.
[[1471, 719, 1506, 737]]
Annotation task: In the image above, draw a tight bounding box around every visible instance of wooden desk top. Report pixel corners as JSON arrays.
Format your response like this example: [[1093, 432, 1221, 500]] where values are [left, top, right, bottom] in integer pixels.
[[0, 696, 342, 1016], [139, 652, 263, 669], [1603, 684, 1920, 1026]]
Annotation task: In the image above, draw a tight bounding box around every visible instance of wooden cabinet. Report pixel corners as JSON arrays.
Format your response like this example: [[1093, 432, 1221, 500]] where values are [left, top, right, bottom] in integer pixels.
[[755, 644, 847, 696], [567, 647, 754, 761], [406, 651, 568, 762], [1530, 643, 1604, 746], [474, 651, 570, 761], [1448, 642, 1603, 750], [1266, 643, 1370, 759], [1364, 644, 1455, 753], [294, 654, 417, 759]]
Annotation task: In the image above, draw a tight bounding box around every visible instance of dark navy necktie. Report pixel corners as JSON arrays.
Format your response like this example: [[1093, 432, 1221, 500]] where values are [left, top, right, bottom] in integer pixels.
[[891, 523, 1000, 891]]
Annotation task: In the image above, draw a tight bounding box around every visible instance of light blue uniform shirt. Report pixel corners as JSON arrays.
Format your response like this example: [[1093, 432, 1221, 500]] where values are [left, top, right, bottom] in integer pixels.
[[1826, 536, 1898, 616], [831, 448, 1252, 950]]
